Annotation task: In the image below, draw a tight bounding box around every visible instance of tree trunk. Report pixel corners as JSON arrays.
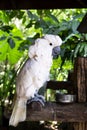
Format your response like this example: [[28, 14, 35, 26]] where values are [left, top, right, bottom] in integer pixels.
[[73, 57, 87, 130]]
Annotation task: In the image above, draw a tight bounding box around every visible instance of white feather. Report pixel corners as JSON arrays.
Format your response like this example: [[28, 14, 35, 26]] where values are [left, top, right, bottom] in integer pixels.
[[9, 34, 62, 127]]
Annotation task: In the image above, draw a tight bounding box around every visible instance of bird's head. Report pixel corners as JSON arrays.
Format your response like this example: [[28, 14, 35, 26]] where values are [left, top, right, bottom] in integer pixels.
[[43, 34, 62, 58], [28, 34, 62, 59]]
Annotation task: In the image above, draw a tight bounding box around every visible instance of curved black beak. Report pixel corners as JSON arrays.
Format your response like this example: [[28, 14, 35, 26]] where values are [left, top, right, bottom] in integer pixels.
[[52, 46, 61, 58]]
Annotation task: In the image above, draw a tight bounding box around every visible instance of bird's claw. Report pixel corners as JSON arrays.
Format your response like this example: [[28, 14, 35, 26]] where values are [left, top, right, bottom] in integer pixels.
[[27, 93, 45, 106]]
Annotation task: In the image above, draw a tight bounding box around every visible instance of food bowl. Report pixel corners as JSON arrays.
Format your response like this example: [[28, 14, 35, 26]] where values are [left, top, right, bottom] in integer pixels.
[[55, 93, 76, 103]]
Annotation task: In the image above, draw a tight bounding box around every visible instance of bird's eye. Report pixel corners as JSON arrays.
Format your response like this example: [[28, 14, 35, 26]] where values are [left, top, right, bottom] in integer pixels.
[[49, 43, 52, 46]]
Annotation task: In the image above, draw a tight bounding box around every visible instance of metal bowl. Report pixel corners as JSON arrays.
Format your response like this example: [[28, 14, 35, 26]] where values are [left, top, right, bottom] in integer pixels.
[[55, 93, 76, 103]]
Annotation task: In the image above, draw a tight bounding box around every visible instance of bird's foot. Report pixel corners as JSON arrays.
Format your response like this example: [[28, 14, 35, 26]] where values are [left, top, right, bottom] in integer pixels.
[[27, 93, 45, 106]]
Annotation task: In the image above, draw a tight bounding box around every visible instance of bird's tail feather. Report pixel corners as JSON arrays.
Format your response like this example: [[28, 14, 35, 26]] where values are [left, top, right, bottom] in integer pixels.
[[9, 98, 27, 127]]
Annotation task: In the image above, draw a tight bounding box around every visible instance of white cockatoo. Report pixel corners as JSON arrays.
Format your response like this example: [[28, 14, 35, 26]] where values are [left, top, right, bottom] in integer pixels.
[[9, 34, 62, 127]]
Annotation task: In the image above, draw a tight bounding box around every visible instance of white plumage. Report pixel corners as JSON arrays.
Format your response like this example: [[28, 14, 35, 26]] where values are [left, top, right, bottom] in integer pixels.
[[9, 34, 62, 127]]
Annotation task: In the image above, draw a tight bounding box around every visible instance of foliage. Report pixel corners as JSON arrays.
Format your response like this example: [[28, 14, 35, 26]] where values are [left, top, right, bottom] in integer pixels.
[[74, 34, 87, 57], [0, 9, 87, 106]]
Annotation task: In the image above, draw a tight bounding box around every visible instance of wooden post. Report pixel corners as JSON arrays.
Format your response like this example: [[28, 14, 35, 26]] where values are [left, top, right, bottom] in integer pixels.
[[73, 57, 87, 130]]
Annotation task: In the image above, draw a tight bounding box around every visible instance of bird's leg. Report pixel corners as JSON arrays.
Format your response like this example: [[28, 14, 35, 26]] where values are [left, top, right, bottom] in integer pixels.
[[27, 91, 45, 106]]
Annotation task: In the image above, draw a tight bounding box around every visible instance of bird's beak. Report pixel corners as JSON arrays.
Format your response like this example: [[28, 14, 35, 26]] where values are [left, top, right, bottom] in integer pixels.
[[52, 46, 61, 59]]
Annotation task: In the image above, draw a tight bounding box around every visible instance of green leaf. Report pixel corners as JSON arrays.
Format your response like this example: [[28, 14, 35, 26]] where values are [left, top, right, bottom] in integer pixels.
[[79, 43, 85, 53], [7, 37, 15, 49], [27, 10, 38, 21], [11, 27, 23, 39], [47, 14, 59, 23], [0, 37, 23, 64], [13, 36, 22, 40], [74, 44, 81, 57], [0, 25, 13, 33], [0, 36, 6, 41], [72, 20, 79, 33], [0, 40, 8, 61], [7, 48, 23, 64], [83, 43, 87, 57]]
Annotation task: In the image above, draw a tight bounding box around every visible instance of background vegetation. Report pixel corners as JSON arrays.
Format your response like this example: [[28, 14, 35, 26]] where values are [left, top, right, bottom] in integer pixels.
[[0, 9, 87, 129]]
